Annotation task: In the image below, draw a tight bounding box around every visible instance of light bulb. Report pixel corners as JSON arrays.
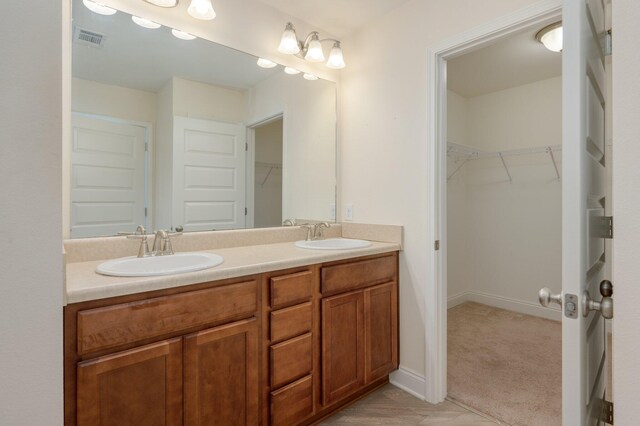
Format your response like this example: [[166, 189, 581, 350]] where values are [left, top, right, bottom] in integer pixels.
[[304, 33, 325, 62], [171, 29, 197, 40], [82, 0, 117, 16], [278, 23, 300, 55], [188, 0, 216, 20], [131, 16, 161, 29], [326, 42, 346, 69], [284, 67, 301, 75], [303, 73, 318, 81], [257, 58, 277, 69]]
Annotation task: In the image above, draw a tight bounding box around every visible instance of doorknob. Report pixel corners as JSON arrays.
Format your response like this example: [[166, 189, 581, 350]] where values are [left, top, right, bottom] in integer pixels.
[[538, 287, 562, 307], [582, 280, 614, 319]]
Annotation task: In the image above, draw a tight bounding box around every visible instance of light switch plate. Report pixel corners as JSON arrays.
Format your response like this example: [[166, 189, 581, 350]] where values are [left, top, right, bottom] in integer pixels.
[[345, 203, 353, 221]]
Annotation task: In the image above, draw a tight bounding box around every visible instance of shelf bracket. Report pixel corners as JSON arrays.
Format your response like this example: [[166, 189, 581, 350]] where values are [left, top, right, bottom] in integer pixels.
[[447, 159, 469, 182], [498, 152, 512, 183], [547, 146, 561, 180]]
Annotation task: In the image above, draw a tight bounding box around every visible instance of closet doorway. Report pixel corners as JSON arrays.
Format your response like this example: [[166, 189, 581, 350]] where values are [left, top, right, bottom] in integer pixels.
[[444, 22, 563, 426], [251, 117, 284, 228]]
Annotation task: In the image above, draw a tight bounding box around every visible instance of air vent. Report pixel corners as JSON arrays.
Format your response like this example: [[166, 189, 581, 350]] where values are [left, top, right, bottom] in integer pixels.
[[74, 27, 105, 48]]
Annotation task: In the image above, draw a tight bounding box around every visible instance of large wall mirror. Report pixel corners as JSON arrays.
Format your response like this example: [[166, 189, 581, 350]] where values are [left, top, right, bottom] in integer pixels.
[[70, 0, 337, 238]]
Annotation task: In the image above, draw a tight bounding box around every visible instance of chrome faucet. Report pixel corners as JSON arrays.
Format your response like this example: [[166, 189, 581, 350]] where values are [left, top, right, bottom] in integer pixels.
[[121, 225, 152, 258], [282, 218, 297, 226], [300, 224, 314, 241], [151, 229, 182, 256], [313, 222, 330, 240]]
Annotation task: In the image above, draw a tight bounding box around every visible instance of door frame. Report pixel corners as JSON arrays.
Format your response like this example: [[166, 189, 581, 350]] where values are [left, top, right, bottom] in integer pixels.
[[424, 0, 562, 403]]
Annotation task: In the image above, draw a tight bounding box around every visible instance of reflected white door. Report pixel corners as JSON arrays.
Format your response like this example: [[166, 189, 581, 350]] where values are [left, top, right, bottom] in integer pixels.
[[173, 116, 246, 231], [70, 114, 147, 238], [562, 0, 609, 424]]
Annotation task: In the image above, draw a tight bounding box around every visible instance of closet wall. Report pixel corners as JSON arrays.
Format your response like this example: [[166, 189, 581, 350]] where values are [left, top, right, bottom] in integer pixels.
[[447, 76, 562, 320]]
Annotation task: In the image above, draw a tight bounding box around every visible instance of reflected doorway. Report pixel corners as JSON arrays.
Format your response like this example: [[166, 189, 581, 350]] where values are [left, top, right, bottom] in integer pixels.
[[253, 118, 283, 228]]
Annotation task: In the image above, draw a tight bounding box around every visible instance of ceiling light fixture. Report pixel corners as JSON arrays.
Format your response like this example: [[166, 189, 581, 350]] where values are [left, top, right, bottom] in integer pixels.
[[277, 22, 346, 69], [171, 29, 197, 40], [303, 73, 318, 81], [131, 16, 161, 29], [257, 58, 277, 69], [536, 22, 563, 52], [143, 0, 178, 7], [188, 0, 216, 20], [284, 67, 301, 75], [83, 0, 117, 15]]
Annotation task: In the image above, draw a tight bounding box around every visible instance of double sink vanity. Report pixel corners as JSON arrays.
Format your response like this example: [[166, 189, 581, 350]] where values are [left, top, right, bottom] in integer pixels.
[[63, 224, 401, 425]]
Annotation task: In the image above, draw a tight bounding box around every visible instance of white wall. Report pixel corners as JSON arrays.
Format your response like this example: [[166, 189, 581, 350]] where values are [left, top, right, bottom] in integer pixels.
[[0, 2, 63, 424], [155, 79, 174, 230], [254, 120, 283, 228], [340, 0, 541, 380], [612, 1, 640, 423], [172, 77, 246, 123], [447, 78, 562, 318]]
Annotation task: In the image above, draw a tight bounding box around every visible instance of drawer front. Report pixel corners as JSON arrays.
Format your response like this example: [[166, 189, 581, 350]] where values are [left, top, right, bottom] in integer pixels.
[[321, 254, 396, 295], [270, 333, 313, 389], [77, 280, 257, 355], [270, 270, 313, 309], [270, 302, 313, 344], [270, 375, 313, 426]]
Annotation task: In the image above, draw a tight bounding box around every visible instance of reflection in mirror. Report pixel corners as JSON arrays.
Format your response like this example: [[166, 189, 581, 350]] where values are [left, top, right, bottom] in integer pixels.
[[70, 0, 337, 238]]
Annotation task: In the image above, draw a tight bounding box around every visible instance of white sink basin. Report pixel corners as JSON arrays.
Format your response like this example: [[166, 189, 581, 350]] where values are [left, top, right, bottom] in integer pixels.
[[295, 238, 372, 250], [96, 252, 224, 277]]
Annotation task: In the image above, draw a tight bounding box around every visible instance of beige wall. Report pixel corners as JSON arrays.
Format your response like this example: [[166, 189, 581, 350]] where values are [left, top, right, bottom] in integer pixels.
[[0, 1, 64, 423], [340, 0, 541, 379], [255, 120, 284, 228], [612, 0, 640, 423], [172, 77, 246, 123]]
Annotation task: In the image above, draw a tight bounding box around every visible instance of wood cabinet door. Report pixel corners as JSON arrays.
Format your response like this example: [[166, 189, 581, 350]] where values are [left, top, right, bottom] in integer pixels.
[[364, 282, 398, 383], [76, 338, 182, 426], [184, 318, 258, 425], [321, 291, 365, 406]]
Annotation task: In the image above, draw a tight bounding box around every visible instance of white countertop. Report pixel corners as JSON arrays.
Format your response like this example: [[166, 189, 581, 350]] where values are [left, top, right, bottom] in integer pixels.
[[65, 240, 400, 304]]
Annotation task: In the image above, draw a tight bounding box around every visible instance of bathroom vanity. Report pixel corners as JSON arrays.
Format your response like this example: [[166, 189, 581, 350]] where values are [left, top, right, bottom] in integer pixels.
[[63, 238, 399, 425]]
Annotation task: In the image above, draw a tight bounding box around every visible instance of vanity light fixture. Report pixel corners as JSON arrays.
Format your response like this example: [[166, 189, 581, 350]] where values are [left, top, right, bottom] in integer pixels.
[[303, 73, 318, 81], [143, 0, 178, 7], [83, 0, 117, 15], [257, 58, 277, 68], [187, 0, 216, 20], [284, 67, 301, 75], [536, 22, 563, 52], [131, 16, 161, 29], [171, 29, 197, 40], [277, 22, 346, 69]]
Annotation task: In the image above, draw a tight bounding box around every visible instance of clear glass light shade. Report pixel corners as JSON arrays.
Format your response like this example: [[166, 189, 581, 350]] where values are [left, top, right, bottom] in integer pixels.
[[326, 42, 346, 69], [257, 58, 277, 68], [131, 16, 161, 29], [278, 23, 300, 55], [304, 35, 325, 62], [538, 24, 563, 52], [188, 0, 216, 20], [284, 67, 301, 75], [143, 0, 178, 7], [171, 29, 197, 40], [303, 73, 318, 81], [83, 0, 117, 15]]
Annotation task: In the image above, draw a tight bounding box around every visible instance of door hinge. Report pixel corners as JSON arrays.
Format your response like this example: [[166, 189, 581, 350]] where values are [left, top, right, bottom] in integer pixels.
[[602, 29, 612, 57], [602, 399, 613, 425], [594, 216, 613, 239], [244, 207, 248, 216], [144, 207, 147, 217], [434, 240, 440, 251], [245, 143, 248, 151], [144, 142, 148, 152]]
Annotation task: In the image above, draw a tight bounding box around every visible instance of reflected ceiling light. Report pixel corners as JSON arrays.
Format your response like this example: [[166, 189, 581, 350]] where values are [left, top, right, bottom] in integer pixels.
[[257, 58, 277, 68], [143, 0, 178, 7], [82, 0, 117, 15], [536, 22, 563, 52], [277, 22, 346, 69], [303, 73, 318, 81], [131, 16, 161, 29], [284, 67, 301, 75], [171, 29, 197, 40], [188, 0, 216, 20]]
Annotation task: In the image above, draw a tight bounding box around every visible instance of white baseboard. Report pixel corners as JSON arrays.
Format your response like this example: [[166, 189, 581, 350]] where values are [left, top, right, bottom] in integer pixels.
[[448, 291, 562, 321], [389, 366, 427, 400]]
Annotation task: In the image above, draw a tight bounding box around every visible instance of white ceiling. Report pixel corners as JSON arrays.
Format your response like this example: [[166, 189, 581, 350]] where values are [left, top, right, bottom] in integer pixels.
[[72, 0, 279, 93], [447, 27, 562, 98], [258, 0, 411, 38]]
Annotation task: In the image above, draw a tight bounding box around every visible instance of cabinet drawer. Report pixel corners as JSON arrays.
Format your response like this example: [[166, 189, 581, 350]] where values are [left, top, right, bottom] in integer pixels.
[[270, 270, 313, 309], [77, 280, 257, 355], [270, 375, 313, 426], [270, 333, 313, 389], [270, 302, 312, 344], [321, 254, 397, 295]]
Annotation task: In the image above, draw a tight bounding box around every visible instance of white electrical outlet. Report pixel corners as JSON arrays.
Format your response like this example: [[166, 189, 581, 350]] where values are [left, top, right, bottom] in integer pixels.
[[329, 203, 336, 220], [345, 203, 354, 221]]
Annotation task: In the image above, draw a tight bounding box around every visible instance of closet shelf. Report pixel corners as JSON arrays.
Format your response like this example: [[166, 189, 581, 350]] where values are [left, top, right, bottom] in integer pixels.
[[447, 142, 562, 182]]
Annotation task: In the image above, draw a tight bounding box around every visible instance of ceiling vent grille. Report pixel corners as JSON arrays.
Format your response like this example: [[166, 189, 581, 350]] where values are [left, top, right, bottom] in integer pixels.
[[74, 27, 105, 48]]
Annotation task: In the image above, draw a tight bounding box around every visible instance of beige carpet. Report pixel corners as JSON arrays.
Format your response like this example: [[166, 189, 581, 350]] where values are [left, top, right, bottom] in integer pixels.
[[448, 302, 561, 426]]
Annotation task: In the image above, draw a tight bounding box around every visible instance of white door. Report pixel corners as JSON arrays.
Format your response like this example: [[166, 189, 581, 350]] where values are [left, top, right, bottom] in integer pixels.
[[173, 116, 246, 231], [562, 0, 610, 424], [70, 114, 147, 238]]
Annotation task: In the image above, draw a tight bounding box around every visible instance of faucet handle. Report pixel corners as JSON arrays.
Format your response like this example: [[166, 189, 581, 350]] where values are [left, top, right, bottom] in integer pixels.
[[118, 225, 147, 236], [299, 224, 314, 241], [314, 222, 330, 240]]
